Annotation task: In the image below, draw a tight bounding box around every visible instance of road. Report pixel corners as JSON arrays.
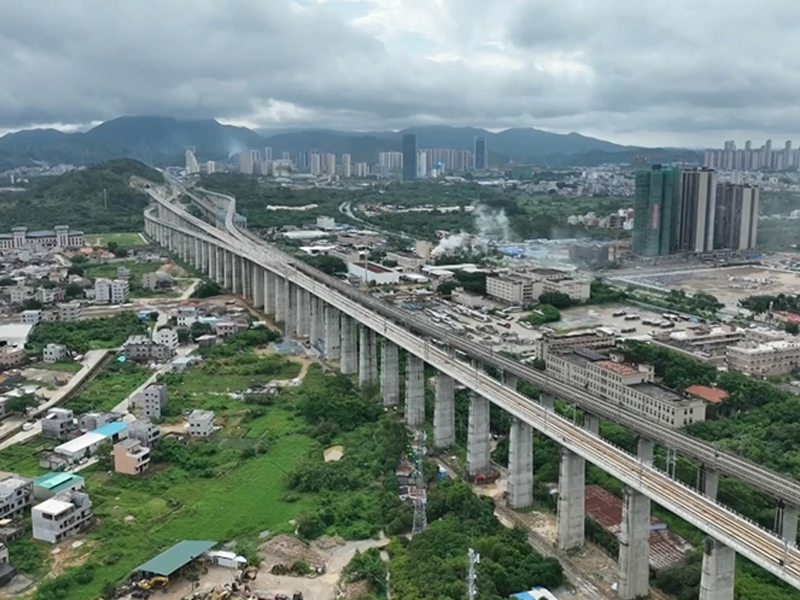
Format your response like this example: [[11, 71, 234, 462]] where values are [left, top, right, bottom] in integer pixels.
[[0, 349, 112, 450]]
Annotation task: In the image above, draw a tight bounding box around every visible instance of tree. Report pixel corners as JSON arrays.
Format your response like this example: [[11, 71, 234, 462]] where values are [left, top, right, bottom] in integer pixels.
[[532, 358, 546, 371], [67, 265, 84, 276], [6, 395, 38, 415], [95, 441, 113, 470], [112, 247, 128, 258], [191, 280, 222, 298], [22, 299, 43, 310], [786, 322, 799, 335], [0, 277, 15, 287], [71, 254, 88, 264], [538, 291, 573, 309], [65, 283, 84, 299]]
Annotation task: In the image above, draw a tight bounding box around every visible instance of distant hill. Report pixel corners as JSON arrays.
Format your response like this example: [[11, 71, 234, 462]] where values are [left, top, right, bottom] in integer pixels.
[[0, 116, 701, 169], [0, 158, 163, 233]]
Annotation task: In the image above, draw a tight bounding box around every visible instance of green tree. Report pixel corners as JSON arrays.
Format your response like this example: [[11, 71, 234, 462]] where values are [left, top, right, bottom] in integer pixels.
[[5, 395, 38, 415], [538, 291, 573, 309]]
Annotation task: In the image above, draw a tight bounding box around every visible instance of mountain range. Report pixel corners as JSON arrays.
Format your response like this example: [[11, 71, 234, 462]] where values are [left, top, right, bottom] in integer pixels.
[[0, 116, 702, 170]]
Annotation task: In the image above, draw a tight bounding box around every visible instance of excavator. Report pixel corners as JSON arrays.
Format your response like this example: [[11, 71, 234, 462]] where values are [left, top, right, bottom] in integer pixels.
[[137, 576, 169, 590]]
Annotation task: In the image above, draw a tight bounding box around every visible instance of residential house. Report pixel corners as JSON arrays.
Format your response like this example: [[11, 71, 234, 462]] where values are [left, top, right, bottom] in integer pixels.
[[32, 491, 93, 543]]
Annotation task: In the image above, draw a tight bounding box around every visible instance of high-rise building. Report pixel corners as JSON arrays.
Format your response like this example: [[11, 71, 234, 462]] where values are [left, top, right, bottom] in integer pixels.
[[310, 152, 322, 176], [238, 151, 255, 175], [474, 137, 488, 170], [185, 148, 200, 174], [676, 168, 717, 253], [714, 183, 760, 250], [402, 133, 418, 181], [295, 151, 309, 169], [205, 161, 216, 174], [355, 162, 369, 178], [378, 152, 403, 170], [264, 147, 273, 161], [341, 154, 352, 178], [632, 165, 681, 257], [417, 151, 427, 178], [325, 153, 336, 176]]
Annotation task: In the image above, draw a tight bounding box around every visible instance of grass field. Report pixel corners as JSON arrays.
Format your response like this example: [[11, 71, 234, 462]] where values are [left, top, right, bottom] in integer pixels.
[[65, 361, 152, 413], [0, 437, 52, 478], [28, 361, 83, 373], [85, 232, 146, 247]]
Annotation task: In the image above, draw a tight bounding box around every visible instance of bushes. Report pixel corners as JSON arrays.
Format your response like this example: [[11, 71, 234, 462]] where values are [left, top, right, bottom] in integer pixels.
[[523, 304, 561, 326], [28, 312, 146, 354]]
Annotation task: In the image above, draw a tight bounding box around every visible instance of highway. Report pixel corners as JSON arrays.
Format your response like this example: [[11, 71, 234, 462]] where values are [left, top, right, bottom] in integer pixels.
[[144, 182, 800, 589]]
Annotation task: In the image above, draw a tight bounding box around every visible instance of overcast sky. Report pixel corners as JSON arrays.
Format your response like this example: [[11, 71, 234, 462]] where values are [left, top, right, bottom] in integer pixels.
[[2, 0, 800, 147]]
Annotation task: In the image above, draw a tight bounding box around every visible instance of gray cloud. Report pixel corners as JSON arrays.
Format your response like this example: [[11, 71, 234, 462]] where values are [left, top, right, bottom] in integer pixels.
[[2, 0, 800, 145]]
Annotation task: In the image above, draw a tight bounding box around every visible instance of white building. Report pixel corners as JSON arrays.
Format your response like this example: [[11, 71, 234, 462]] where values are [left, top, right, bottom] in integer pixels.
[[131, 383, 168, 419], [0, 226, 84, 250], [154, 328, 179, 350], [189, 410, 215, 437], [32, 492, 93, 543], [21, 310, 42, 324], [8, 286, 32, 305], [325, 153, 336, 176], [53, 422, 128, 464], [347, 262, 400, 285], [341, 154, 352, 178], [128, 418, 161, 447], [124, 335, 173, 362], [58, 301, 81, 322], [486, 270, 591, 304], [41, 408, 75, 440], [94, 278, 129, 304], [0, 345, 25, 368], [185, 148, 200, 175], [316, 216, 336, 230], [726, 338, 800, 377], [0, 474, 33, 520], [43, 343, 68, 363], [545, 348, 705, 428]]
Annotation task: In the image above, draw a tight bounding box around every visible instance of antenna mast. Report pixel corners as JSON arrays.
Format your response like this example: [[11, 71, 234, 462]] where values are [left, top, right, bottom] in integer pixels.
[[411, 430, 427, 535], [467, 548, 480, 600]]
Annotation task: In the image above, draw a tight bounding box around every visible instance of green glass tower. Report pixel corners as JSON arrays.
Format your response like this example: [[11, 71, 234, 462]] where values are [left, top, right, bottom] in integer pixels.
[[632, 165, 681, 256]]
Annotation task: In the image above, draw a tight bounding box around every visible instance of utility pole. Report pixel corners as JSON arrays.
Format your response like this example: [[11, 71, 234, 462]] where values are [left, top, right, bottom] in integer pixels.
[[467, 548, 480, 600], [412, 430, 427, 535]]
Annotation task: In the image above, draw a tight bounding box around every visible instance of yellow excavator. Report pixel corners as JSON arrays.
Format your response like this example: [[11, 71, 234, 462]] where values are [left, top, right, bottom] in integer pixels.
[[137, 576, 169, 590]]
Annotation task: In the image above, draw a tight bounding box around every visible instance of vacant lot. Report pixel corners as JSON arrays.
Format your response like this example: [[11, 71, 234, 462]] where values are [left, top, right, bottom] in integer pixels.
[[621, 266, 800, 306]]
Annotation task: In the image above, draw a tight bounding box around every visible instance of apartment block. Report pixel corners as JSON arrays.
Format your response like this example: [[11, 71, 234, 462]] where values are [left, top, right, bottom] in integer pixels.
[[486, 270, 590, 304], [21, 310, 42, 324], [154, 328, 179, 350], [128, 418, 161, 447], [113, 439, 150, 475], [40, 408, 75, 440], [43, 343, 68, 364], [726, 338, 800, 377], [32, 491, 93, 543], [131, 383, 167, 418], [189, 410, 215, 437], [58, 301, 81, 322], [94, 278, 129, 304], [0, 474, 33, 520], [545, 347, 705, 428], [123, 335, 173, 362]]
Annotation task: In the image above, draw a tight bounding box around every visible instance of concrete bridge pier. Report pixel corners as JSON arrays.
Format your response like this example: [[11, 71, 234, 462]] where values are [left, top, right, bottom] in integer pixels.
[[433, 372, 455, 448], [540, 392, 555, 410], [405, 354, 425, 427], [296, 288, 310, 337], [223, 251, 233, 290], [283, 281, 296, 339], [699, 537, 735, 600], [340, 316, 358, 375], [583, 413, 600, 435], [507, 418, 534, 509], [698, 466, 720, 500], [380, 340, 399, 406], [618, 486, 651, 600], [264, 271, 276, 315], [275, 276, 287, 323], [233, 255, 242, 295], [252, 264, 264, 308], [467, 392, 491, 477], [358, 327, 378, 386], [215, 246, 224, 286], [309, 296, 321, 348], [556, 447, 585, 550], [324, 305, 341, 360], [777, 503, 799, 543], [504, 373, 518, 391], [637, 437, 655, 465]]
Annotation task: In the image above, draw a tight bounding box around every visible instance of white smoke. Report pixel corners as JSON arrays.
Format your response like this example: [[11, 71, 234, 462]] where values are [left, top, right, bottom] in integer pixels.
[[431, 203, 511, 257]]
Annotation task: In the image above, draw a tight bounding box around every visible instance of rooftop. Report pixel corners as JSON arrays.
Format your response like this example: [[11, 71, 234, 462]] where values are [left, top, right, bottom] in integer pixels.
[[685, 385, 729, 404], [34, 472, 83, 491], [0, 475, 29, 498], [136, 540, 216, 576], [34, 497, 74, 516], [630, 382, 683, 404], [93, 422, 127, 437], [594, 360, 640, 376]]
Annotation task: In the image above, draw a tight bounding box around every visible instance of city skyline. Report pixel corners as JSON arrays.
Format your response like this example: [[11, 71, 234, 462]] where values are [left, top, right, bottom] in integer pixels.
[[3, 1, 800, 147]]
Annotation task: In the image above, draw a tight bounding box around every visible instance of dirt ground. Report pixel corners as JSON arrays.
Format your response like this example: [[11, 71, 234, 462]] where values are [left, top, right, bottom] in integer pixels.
[[557, 303, 694, 335], [622, 265, 800, 306], [49, 539, 97, 577]]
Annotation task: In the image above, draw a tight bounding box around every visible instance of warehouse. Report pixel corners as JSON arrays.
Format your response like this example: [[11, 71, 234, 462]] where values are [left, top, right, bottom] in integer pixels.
[[54, 422, 128, 463], [135, 540, 217, 578]]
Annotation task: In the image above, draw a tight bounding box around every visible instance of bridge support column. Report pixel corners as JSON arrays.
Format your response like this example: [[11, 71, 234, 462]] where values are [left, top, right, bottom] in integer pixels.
[[508, 418, 533, 509], [207, 244, 215, 281], [358, 327, 377, 386], [405, 354, 425, 426], [698, 466, 719, 500], [223, 251, 233, 290], [557, 448, 585, 550], [380, 340, 399, 406], [433, 373, 455, 448], [283, 281, 296, 339], [699, 537, 735, 600], [242, 259, 251, 300], [194, 238, 201, 269], [618, 486, 650, 600], [275, 277, 287, 323], [583, 413, 600, 435], [253, 266, 264, 308], [467, 393, 490, 477], [777, 503, 799, 543], [540, 392, 555, 410], [504, 373, 518, 391], [312, 297, 325, 349], [637, 437, 654, 465], [340, 316, 358, 375], [296, 288, 310, 337], [309, 296, 320, 347], [264, 271, 277, 315], [324, 305, 340, 360]]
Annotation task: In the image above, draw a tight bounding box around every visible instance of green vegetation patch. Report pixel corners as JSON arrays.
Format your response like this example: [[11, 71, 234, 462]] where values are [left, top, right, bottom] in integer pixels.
[[85, 232, 146, 247], [28, 312, 147, 354], [65, 360, 152, 413]]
